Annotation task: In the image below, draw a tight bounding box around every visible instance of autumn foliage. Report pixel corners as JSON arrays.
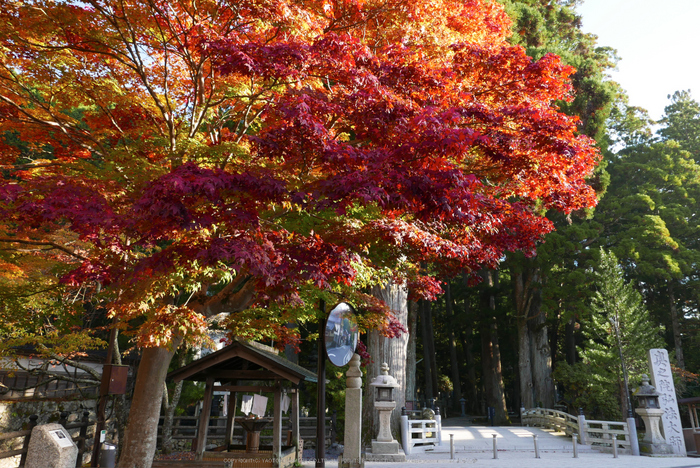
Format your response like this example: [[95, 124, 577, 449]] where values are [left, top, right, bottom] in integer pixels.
[[0, 0, 599, 349]]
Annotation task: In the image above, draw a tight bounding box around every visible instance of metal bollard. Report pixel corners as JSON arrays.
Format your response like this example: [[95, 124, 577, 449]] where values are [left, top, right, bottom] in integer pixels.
[[492, 434, 498, 459], [450, 433, 455, 460], [612, 434, 618, 458], [572, 433, 578, 458], [533, 434, 540, 458]]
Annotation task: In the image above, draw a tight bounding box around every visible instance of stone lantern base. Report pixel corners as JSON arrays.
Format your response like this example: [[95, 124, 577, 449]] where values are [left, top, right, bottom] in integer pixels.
[[365, 440, 406, 462], [636, 407, 677, 457], [639, 442, 676, 456]]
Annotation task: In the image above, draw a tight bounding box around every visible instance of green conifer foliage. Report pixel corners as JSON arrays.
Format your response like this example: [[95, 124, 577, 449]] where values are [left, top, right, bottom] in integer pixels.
[[556, 249, 663, 419]]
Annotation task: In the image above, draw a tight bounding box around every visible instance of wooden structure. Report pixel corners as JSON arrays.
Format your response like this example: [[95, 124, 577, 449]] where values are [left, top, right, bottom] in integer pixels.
[[679, 396, 700, 457], [166, 339, 316, 468]]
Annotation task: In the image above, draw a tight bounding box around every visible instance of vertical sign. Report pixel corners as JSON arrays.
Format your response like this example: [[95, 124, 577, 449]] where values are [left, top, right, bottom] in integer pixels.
[[647, 348, 686, 456]]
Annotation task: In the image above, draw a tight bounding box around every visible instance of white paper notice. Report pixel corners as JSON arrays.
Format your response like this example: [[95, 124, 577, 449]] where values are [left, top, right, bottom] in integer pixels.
[[647, 348, 687, 456], [50, 429, 74, 448], [241, 395, 253, 415], [281, 394, 291, 414], [251, 394, 268, 417]]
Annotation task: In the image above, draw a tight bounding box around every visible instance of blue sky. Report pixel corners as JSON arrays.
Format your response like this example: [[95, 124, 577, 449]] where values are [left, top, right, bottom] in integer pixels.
[[575, 0, 700, 121]]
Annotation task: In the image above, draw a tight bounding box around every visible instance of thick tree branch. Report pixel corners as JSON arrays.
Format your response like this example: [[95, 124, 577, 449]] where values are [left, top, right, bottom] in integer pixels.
[[190, 275, 256, 318], [0, 238, 89, 261]]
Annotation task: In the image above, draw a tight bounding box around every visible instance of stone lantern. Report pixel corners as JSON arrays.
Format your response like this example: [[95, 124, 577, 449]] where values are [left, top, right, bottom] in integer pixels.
[[367, 363, 405, 461], [634, 374, 673, 455], [635, 375, 661, 409]]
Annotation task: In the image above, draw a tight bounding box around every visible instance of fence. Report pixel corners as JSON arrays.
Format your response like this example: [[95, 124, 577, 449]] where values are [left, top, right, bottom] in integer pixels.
[[0, 371, 99, 400], [521, 407, 631, 451], [585, 419, 631, 451], [158, 413, 337, 451], [400, 411, 443, 455], [0, 411, 95, 468]]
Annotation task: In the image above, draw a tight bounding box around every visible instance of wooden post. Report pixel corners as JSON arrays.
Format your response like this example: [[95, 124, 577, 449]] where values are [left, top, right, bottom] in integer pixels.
[[273, 383, 282, 466], [225, 391, 238, 447], [58, 411, 69, 428], [195, 378, 215, 460], [316, 301, 326, 468], [91, 318, 118, 467], [292, 388, 301, 463], [19, 414, 38, 468], [76, 411, 90, 468]]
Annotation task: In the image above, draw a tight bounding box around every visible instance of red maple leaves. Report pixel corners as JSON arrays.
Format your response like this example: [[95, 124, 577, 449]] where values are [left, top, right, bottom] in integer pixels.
[[0, 0, 600, 345]]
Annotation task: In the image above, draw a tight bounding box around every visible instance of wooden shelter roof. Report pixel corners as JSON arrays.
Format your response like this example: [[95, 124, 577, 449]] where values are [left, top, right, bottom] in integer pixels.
[[167, 339, 316, 385]]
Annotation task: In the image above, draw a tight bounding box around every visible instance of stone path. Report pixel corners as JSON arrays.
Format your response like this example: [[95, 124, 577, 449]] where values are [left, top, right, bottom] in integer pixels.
[[299, 416, 700, 468]]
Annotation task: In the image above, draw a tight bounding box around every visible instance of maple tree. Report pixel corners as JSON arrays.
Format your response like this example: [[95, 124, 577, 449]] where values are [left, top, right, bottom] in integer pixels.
[[0, 0, 600, 465]]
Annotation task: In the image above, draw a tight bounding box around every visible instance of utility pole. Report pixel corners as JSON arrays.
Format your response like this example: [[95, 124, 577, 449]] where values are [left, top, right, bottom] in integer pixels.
[[316, 299, 326, 468]]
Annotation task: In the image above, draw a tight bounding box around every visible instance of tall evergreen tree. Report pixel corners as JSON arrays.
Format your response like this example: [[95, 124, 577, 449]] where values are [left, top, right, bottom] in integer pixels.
[[593, 138, 700, 369], [558, 249, 663, 419], [658, 90, 700, 161]]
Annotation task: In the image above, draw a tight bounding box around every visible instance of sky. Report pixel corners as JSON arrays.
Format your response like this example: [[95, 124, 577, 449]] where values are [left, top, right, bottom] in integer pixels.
[[575, 0, 700, 121]]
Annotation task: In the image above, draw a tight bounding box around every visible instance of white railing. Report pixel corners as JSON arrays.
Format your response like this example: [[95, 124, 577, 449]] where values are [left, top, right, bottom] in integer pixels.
[[521, 407, 631, 450], [585, 419, 631, 450], [400, 414, 442, 455]]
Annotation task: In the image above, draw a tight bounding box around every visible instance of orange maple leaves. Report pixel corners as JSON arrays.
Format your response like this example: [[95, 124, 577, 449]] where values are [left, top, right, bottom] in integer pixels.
[[0, 0, 601, 346]]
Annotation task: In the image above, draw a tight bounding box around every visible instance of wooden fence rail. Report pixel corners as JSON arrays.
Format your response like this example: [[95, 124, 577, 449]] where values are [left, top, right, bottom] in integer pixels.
[[157, 413, 337, 451]]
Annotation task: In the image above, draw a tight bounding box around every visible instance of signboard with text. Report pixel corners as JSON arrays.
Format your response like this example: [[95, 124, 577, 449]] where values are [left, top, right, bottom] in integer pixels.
[[648, 348, 686, 456]]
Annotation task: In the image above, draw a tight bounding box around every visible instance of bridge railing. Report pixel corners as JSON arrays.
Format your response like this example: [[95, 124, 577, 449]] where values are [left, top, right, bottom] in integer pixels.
[[521, 407, 630, 451]]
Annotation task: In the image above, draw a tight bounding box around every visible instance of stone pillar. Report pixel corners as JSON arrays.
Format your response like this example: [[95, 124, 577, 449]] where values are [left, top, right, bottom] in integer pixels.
[[340, 354, 363, 468], [627, 413, 641, 456], [400, 413, 411, 456], [648, 349, 686, 456], [577, 408, 587, 445]]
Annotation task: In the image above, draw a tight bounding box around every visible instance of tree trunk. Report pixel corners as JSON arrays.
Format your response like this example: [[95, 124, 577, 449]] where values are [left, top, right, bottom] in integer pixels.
[[513, 259, 554, 409], [480, 320, 509, 424], [529, 296, 554, 408], [513, 270, 534, 409], [419, 300, 434, 402], [668, 281, 685, 369], [110, 330, 130, 461], [406, 300, 418, 405], [458, 275, 478, 414], [445, 282, 462, 412], [424, 301, 439, 399], [480, 270, 509, 425], [565, 318, 577, 365], [117, 346, 177, 468], [161, 351, 187, 454], [363, 283, 409, 444], [549, 310, 560, 369], [516, 317, 533, 409], [460, 325, 478, 414]]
